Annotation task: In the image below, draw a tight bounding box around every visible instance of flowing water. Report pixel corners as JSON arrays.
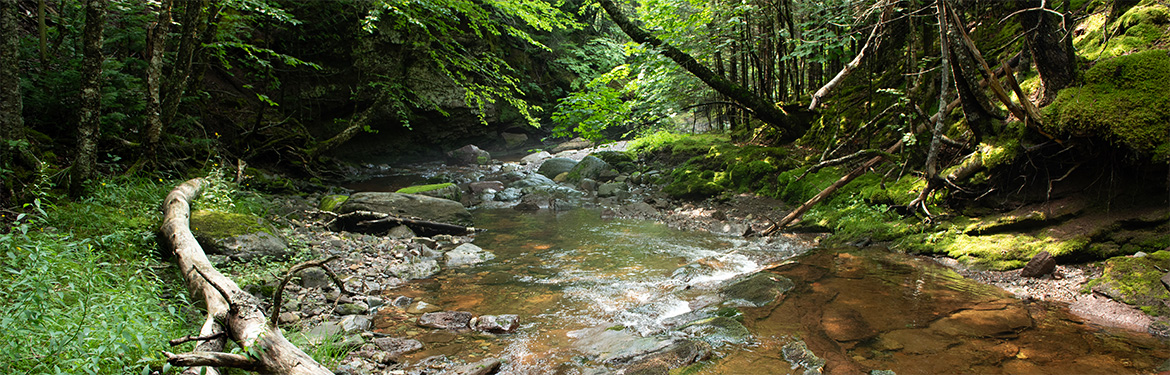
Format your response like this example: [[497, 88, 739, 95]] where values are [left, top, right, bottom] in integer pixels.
[[374, 208, 1170, 374]]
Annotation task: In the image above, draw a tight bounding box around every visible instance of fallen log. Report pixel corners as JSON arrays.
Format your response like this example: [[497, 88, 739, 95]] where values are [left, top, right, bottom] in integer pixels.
[[326, 210, 477, 236], [160, 178, 333, 375]]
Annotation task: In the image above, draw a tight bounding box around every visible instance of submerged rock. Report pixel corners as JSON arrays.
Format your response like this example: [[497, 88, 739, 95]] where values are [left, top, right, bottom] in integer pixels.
[[444, 243, 496, 267], [448, 358, 501, 375], [418, 311, 474, 331], [472, 314, 519, 334], [680, 316, 751, 345], [620, 340, 712, 375], [782, 340, 826, 375], [722, 272, 795, 307]]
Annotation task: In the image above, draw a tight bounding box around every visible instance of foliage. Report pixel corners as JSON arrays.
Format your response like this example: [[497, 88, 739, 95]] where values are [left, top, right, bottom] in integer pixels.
[[1045, 49, 1170, 161], [0, 178, 191, 374]]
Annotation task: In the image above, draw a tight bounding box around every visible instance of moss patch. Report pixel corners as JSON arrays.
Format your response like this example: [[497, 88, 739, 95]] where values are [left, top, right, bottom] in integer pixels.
[[318, 194, 349, 212], [190, 210, 274, 239], [396, 183, 462, 201], [898, 232, 1090, 271], [1045, 49, 1170, 160], [1075, 5, 1170, 61], [1085, 250, 1170, 316]]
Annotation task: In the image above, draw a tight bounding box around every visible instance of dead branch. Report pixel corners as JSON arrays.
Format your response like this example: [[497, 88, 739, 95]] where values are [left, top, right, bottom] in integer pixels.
[[161, 178, 333, 375], [809, 0, 897, 110], [330, 210, 476, 236], [270, 256, 352, 328]]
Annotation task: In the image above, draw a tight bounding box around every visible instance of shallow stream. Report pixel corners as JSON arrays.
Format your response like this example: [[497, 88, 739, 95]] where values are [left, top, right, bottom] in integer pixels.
[[374, 207, 1170, 374]]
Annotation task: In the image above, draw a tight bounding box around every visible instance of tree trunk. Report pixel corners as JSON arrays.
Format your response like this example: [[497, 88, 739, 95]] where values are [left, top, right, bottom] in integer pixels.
[[160, 179, 333, 375], [37, 0, 47, 65], [809, 0, 896, 110], [71, 0, 106, 197], [942, 4, 998, 144], [1021, 0, 1075, 107], [143, 0, 172, 165], [162, 0, 206, 126], [1, 0, 26, 202], [596, 0, 811, 143]]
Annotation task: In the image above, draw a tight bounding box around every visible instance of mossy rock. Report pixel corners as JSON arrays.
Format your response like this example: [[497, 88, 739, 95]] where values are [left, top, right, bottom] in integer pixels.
[[591, 151, 637, 173], [1085, 250, 1170, 316], [1046, 49, 1170, 160], [190, 210, 274, 238], [319, 194, 350, 212], [189, 210, 290, 262], [396, 183, 462, 201], [722, 272, 794, 307], [565, 155, 613, 183], [899, 232, 1090, 271]]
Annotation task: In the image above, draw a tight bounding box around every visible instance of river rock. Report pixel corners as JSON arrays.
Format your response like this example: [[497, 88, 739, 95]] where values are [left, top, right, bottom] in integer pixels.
[[385, 258, 441, 280], [495, 187, 522, 201], [782, 340, 826, 375], [551, 137, 592, 153], [338, 192, 472, 226], [469, 181, 505, 194], [597, 182, 627, 198], [373, 337, 424, 358], [386, 225, 416, 239], [579, 178, 598, 193], [472, 314, 519, 334], [566, 155, 612, 183], [418, 311, 474, 331], [190, 210, 291, 262], [680, 316, 751, 345], [929, 305, 1033, 337], [822, 306, 877, 343], [407, 300, 442, 314], [722, 272, 795, 307], [448, 358, 501, 375], [1020, 250, 1056, 278], [447, 144, 491, 165], [502, 132, 528, 148], [319, 194, 350, 212], [509, 173, 557, 190], [299, 267, 331, 289], [537, 157, 578, 179], [445, 243, 496, 267], [337, 302, 368, 316], [620, 340, 712, 375], [572, 326, 676, 364], [520, 151, 552, 165], [340, 314, 372, 332]]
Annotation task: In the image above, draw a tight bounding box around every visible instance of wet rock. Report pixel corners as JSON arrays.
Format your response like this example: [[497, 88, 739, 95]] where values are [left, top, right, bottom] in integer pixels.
[[385, 258, 441, 280], [339, 192, 473, 226], [929, 305, 1033, 337], [510, 173, 558, 190], [571, 326, 675, 364], [538, 158, 579, 179], [469, 181, 505, 194], [418, 311, 474, 331], [447, 144, 492, 165], [621, 340, 712, 375], [445, 243, 496, 267], [502, 132, 529, 148], [1020, 251, 1056, 278], [722, 272, 795, 307], [372, 337, 424, 357], [407, 301, 442, 314], [680, 316, 751, 345], [494, 187, 522, 201], [472, 314, 519, 333], [448, 358, 501, 375], [781, 340, 825, 375], [1161, 272, 1170, 292], [579, 178, 598, 193], [396, 183, 462, 202], [520, 151, 552, 165], [340, 314, 372, 332], [337, 302, 368, 316], [319, 194, 350, 212], [391, 295, 414, 308], [822, 306, 877, 343], [566, 156, 612, 183], [878, 328, 957, 354]]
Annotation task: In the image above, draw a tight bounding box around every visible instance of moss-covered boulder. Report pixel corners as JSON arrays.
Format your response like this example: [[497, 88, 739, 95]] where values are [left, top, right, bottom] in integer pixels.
[[566, 155, 613, 183], [1046, 49, 1170, 161], [319, 194, 350, 212], [189, 210, 291, 262], [338, 192, 472, 226], [537, 157, 578, 179], [1086, 251, 1170, 316], [591, 151, 637, 173], [396, 183, 462, 202]]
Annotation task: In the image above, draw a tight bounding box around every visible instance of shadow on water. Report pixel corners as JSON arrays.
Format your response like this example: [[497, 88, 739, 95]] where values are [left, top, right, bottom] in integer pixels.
[[376, 209, 1170, 374]]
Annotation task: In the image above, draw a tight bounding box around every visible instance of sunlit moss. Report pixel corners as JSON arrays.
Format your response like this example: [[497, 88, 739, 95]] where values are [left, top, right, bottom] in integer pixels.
[[1074, 4, 1169, 60], [1083, 250, 1170, 316], [898, 231, 1090, 271]]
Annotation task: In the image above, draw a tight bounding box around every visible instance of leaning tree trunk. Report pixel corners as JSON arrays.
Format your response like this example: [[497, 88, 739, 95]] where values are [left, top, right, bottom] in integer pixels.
[[596, 0, 811, 143], [71, 0, 106, 197], [160, 178, 333, 375], [1020, 0, 1075, 107]]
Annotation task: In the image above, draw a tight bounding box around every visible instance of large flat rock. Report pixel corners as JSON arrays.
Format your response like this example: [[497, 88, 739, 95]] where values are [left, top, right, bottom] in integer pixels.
[[338, 192, 472, 226]]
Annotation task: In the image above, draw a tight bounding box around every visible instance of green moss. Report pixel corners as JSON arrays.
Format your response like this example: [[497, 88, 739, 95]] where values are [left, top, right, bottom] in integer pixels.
[[1075, 5, 1169, 61], [1085, 250, 1170, 315], [190, 210, 274, 238], [898, 231, 1090, 270], [1046, 49, 1170, 160], [397, 182, 461, 201], [627, 130, 733, 157], [318, 194, 349, 212]]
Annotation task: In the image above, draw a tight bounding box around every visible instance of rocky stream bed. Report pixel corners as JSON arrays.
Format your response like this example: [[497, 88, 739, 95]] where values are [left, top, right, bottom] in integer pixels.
[[191, 140, 1170, 374]]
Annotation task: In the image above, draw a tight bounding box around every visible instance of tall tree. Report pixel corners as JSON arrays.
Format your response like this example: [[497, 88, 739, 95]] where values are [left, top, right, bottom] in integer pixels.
[[1020, 0, 1075, 106], [142, 0, 172, 165], [71, 0, 106, 197], [1, 0, 25, 203], [596, 0, 811, 143]]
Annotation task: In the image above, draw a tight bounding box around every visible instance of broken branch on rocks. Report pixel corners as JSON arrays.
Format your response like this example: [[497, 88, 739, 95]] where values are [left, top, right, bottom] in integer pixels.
[[325, 210, 476, 236]]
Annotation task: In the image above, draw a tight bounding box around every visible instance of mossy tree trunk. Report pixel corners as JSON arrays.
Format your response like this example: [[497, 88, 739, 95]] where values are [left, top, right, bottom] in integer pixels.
[[71, 0, 106, 197], [1020, 0, 1075, 107]]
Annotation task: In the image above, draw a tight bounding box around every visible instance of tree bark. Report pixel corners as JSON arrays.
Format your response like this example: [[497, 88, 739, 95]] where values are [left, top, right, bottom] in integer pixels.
[[160, 179, 333, 375], [71, 0, 106, 197], [596, 0, 810, 143], [1020, 0, 1075, 107], [1, 0, 23, 152], [162, 0, 206, 126], [143, 0, 172, 165]]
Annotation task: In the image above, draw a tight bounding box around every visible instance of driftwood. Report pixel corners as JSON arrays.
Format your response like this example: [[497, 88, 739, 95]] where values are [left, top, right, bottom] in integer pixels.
[[160, 178, 333, 375], [325, 210, 476, 236]]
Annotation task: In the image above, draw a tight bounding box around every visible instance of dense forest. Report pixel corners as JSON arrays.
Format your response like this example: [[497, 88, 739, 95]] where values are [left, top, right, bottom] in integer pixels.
[[2, 0, 1170, 373]]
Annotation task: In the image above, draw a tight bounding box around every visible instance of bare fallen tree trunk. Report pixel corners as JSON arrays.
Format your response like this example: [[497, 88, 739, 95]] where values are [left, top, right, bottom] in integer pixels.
[[160, 178, 333, 375]]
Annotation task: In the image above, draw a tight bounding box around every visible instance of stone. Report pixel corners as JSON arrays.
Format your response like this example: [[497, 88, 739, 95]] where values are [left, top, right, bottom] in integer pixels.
[[566, 156, 612, 183], [597, 182, 627, 198], [385, 258, 441, 280], [1020, 251, 1057, 278], [679, 316, 751, 345], [494, 187, 522, 201], [473, 314, 519, 334], [385, 225, 416, 239], [502, 132, 528, 148], [537, 157, 578, 179], [620, 340, 711, 375], [338, 192, 472, 226], [337, 303, 368, 316], [722, 272, 795, 307], [299, 268, 331, 289], [278, 311, 301, 325], [445, 243, 496, 267], [551, 137, 592, 153], [304, 322, 344, 345], [822, 306, 877, 342], [396, 183, 462, 202], [447, 144, 492, 165], [407, 300, 442, 314], [448, 358, 501, 375], [510, 173, 557, 190], [417, 311, 474, 331], [391, 295, 414, 308], [1161, 272, 1170, 293], [366, 296, 385, 309], [781, 340, 825, 375], [372, 337, 424, 358], [929, 305, 1033, 337], [318, 195, 350, 212], [469, 181, 505, 194], [339, 315, 372, 332], [520, 151, 552, 165], [579, 178, 598, 192]]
